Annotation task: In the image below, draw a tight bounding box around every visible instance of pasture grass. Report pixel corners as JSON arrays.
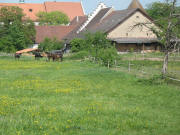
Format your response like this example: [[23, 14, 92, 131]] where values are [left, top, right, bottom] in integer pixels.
[[0, 56, 180, 135]]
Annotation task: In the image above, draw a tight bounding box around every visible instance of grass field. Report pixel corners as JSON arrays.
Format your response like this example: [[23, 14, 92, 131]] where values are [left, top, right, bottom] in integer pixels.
[[0, 56, 180, 135]]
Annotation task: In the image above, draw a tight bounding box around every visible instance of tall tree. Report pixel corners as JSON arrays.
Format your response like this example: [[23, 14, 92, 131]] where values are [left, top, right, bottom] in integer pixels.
[[36, 11, 69, 26], [0, 6, 36, 52]]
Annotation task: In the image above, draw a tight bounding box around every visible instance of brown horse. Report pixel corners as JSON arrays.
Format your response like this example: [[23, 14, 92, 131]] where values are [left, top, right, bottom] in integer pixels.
[[46, 50, 63, 62]]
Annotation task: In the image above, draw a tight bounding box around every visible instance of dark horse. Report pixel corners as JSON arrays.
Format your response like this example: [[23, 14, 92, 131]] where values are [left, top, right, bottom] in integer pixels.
[[14, 53, 21, 60], [33, 51, 43, 60], [46, 50, 63, 62]]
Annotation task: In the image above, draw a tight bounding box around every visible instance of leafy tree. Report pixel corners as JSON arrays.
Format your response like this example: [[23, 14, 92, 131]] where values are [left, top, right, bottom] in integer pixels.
[[37, 11, 69, 25], [0, 6, 24, 28], [38, 38, 64, 52], [70, 38, 85, 52], [147, 2, 180, 20], [146, 2, 172, 20], [70, 32, 117, 66], [98, 47, 118, 66], [0, 6, 36, 53], [84, 32, 112, 60]]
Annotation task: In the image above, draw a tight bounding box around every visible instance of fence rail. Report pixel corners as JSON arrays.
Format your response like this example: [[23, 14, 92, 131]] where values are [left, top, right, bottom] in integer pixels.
[[0, 52, 14, 57]]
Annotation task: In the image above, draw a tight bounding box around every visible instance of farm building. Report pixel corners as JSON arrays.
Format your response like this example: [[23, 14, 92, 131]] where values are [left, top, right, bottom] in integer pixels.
[[64, 0, 161, 53], [34, 16, 87, 50], [4, 0, 160, 53]]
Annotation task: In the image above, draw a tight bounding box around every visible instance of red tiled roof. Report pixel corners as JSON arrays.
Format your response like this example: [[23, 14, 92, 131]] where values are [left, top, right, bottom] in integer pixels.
[[0, 3, 45, 21], [44, 2, 84, 20], [35, 25, 76, 43], [0, 2, 84, 21]]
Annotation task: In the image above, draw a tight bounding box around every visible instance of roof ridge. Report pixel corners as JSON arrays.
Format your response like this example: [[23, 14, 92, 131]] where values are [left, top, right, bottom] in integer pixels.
[[128, 0, 146, 13]]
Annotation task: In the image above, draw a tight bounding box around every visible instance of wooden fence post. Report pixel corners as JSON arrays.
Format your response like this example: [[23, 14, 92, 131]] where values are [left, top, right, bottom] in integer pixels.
[[115, 60, 117, 70], [143, 43, 145, 60], [128, 61, 130, 72], [108, 60, 110, 69]]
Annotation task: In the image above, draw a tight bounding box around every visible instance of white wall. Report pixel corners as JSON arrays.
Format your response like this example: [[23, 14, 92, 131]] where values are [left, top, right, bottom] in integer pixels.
[[108, 11, 157, 39]]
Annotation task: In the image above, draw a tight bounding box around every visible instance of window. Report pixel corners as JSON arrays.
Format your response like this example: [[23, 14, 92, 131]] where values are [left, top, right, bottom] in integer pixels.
[[29, 9, 33, 12], [147, 33, 149, 36], [136, 16, 139, 19], [126, 33, 128, 37]]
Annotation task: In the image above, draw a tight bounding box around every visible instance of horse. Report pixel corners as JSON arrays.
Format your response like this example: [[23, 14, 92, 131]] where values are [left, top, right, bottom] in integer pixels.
[[14, 53, 21, 60], [46, 50, 63, 62], [33, 51, 43, 60]]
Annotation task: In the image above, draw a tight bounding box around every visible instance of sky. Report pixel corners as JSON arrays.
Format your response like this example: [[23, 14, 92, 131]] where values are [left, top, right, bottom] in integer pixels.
[[0, 0, 165, 14]]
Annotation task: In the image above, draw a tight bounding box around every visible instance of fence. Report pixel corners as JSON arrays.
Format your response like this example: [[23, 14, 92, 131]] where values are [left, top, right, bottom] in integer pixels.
[[87, 52, 180, 81], [0, 52, 14, 57], [1, 52, 180, 82], [107, 57, 180, 82]]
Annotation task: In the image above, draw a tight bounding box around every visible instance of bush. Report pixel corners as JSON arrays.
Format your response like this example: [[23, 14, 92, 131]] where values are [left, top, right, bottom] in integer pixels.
[[84, 32, 112, 60], [98, 47, 118, 66], [69, 32, 118, 67], [70, 38, 85, 53], [69, 51, 89, 60], [38, 38, 64, 52]]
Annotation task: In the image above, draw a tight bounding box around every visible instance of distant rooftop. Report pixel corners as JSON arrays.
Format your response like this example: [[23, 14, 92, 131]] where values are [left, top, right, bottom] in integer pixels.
[[0, 1, 85, 21]]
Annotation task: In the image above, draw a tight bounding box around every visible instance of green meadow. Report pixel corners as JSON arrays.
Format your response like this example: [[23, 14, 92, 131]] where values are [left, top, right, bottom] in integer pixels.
[[0, 56, 180, 135]]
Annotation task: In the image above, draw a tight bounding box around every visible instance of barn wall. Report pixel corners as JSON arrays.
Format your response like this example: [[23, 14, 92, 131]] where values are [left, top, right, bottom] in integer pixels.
[[107, 11, 157, 39]]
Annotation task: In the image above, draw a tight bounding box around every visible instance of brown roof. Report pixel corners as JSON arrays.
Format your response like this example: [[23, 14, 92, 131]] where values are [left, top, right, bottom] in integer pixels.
[[89, 8, 141, 33], [0, 1, 84, 21], [63, 16, 88, 42], [65, 8, 137, 42], [128, 0, 146, 14], [64, 8, 154, 43], [35, 25, 75, 43]]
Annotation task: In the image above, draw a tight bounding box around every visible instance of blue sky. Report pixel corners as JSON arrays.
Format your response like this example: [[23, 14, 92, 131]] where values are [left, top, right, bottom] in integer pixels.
[[0, 0, 164, 14]]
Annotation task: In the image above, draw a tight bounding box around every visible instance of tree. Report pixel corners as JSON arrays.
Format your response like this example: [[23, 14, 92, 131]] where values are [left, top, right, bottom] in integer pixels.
[[98, 47, 118, 66], [146, 2, 172, 20], [0, 6, 36, 53], [38, 38, 64, 52], [36, 11, 69, 26], [84, 32, 112, 60], [0, 6, 24, 28], [136, 0, 180, 77], [70, 38, 85, 52], [146, 2, 180, 20], [70, 32, 117, 66]]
